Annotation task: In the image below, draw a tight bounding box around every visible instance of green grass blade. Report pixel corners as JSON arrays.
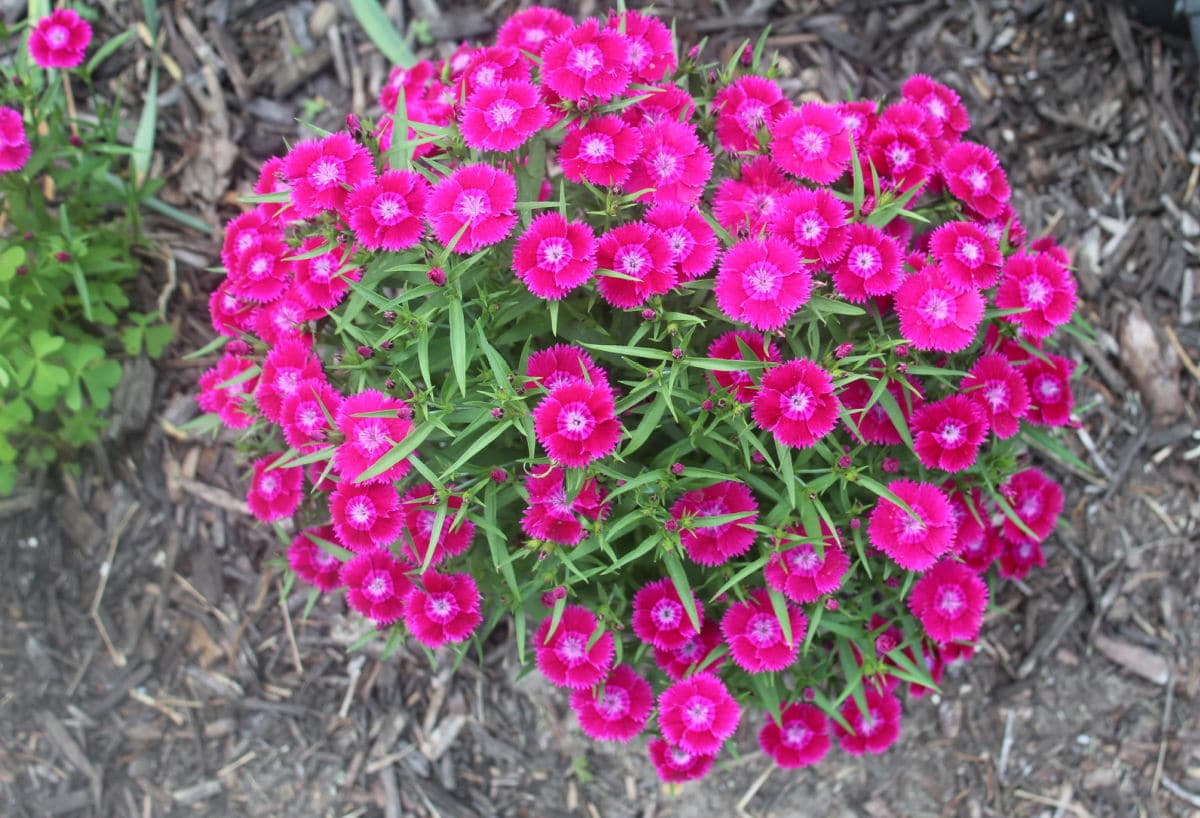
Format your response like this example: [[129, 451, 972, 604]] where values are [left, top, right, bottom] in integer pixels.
[[348, 0, 417, 68]]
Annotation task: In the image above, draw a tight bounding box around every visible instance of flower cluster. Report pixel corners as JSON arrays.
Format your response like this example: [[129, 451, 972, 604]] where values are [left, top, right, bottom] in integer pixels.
[[197, 7, 1081, 783]]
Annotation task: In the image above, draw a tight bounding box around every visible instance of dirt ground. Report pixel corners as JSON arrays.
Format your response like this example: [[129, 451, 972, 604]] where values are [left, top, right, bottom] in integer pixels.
[[2, 1, 1198, 817]]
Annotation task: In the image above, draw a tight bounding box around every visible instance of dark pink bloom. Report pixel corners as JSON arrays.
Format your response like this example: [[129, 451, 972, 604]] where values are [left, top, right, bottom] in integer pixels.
[[334, 390, 413, 485], [533, 380, 622, 467], [283, 133, 374, 219], [1000, 468, 1063, 543], [621, 82, 696, 128], [329, 482, 405, 552], [715, 237, 812, 331], [28, 8, 91, 69], [255, 340, 323, 423], [207, 280, 256, 338], [541, 19, 631, 103], [231, 234, 293, 303], [759, 703, 832, 768], [594, 221, 676, 309], [253, 294, 320, 347], [657, 672, 740, 755], [534, 604, 615, 689], [653, 617, 725, 681], [765, 525, 850, 603], [246, 455, 304, 522], [624, 120, 713, 205], [397, 484, 476, 567], [197, 353, 258, 429], [838, 373, 925, 446], [288, 525, 344, 591], [460, 80, 549, 152], [867, 479, 956, 571], [961, 354, 1030, 438], [631, 578, 702, 650], [902, 74, 970, 138], [929, 221, 1001, 291], [833, 688, 903, 755], [559, 115, 643, 186], [769, 188, 850, 266], [907, 642, 948, 699], [280, 378, 344, 450], [645, 202, 718, 281], [1023, 353, 1076, 427], [752, 359, 839, 449], [713, 76, 789, 153], [909, 559, 989, 645], [570, 664, 654, 743], [867, 123, 932, 193], [770, 102, 852, 184], [427, 164, 517, 254], [520, 466, 609, 545], [495, 7, 572, 55], [647, 739, 717, 783], [403, 572, 482, 647], [220, 207, 276, 273], [911, 394, 989, 472], [345, 170, 429, 251], [712, 156, 795, 237], [941, 142, 1010, 219], [253, 156, 289, 219], [0, 107, 32, 173], [671, 481, 758, 566], [721, 588, 806, 673], [512, 213, 597, 300], [895, 264, 985, 352], [524, 345, 607, 392], [956, 511, 1003, 573], [998, 536, 1046, 581], [292, 238, 362, 311], [706, 331, 781, 404], [995, 252, 1077, 339], [836, 99, 877, 143], [341, 549, 412, 625], [457, 45, 531, 97], [832, 223, 903, 302], [606, 10, 676, 83]]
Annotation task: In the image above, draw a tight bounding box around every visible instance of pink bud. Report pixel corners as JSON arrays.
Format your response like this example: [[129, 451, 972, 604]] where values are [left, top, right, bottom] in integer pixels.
[[427, 267, 446, 286]]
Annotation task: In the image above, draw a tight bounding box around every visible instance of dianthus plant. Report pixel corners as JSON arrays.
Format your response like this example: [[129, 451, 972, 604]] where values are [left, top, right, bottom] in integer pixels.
[[197, 7, 1086, 781]]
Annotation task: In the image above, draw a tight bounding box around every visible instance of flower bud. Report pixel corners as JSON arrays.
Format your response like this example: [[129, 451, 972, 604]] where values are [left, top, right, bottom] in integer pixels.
[[427, 267, 446, 286], [356, 345, 373, 358], [54, 251, 70, 262], [490, 468, 507, 483]]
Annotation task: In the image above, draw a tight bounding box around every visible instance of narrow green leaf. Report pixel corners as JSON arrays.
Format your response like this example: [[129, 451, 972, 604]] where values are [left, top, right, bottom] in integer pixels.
[[132, 64, 158, 185], [348, 0, 417, 68], [662, 552, 700, 633], [354, 423, 433, 483]]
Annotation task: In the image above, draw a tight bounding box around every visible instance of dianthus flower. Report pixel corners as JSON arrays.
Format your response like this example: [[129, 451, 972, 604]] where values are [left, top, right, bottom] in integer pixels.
[[838, 374, 925, 446], [607, 10, 676, 83], [253, 156, 289, 219], [397, 484, 476, 567], [230, 234, 293, 303], [280, 378, 343, 450], [653, 617, 725, 681], [0, 107, 32, 173], [715, 237, 812, 331], [288, 525, 344, 591], [647, 739, 718, 783], [631, 578, 703, 650], [253, 293, 319, 347], [706, 331, 780, 404], [246, 455, 304, 522], [998, 536, 1046, 581], [333, 390, 412, 485], [836, 99, 877, 143], [427, 164, 517, 253], [495, 6, 572, 55], [645, 202, 719, 281], [902, 74, 970, 138], [961, 354, 1030, 438], [534, 605, 615, 689], [759, 703, 832, 769], [657, 672, 740, 755], [671, 481, 758, 566], [765, 524, 850, 603], [713, 75, 789, 153], [403, 572, 482, 648], [832, 224, 903, 302], [541, 19, 631, 103], [1000, 468, 1063, 543], [197, 353, 258, 429], [909, 559, 989, 645], [769, 188, 850, 266], [524, 345, 607, 392], [624, 120, 713, 205], [292, 238, 362, 311], [928, 221, 1001, 290], [712, 156, 795, 236], [457, 45, 531, 96], [219, 207, 276, 273], [283, 133, 374, 219], [941, 142, 1010, 219], [207, 281, 256, 338], [752, 359, 839, 449], [594, 221, 676, 309], [832, 687, 903, 756], [28, 8, 91, 69], [895, 264, 985, 352], [721, 588, 806, 673], [770, 102, 852, 184], [622, 82, 697, 127], [344, 170, 429, 252], [512, 213, 597, 300], [341, 549, 411, 625], [570, 664, 654, 743], [994, 251, 1078, 339], [1023, 353, 1076, 427], [329, 482, 405, 552], [867, 123, 932, 193], [958, 520, 1003, 573], [460, 80, 549, 152], [255, 340, 323, 423], [911, 394, 989, 472], [867, 479, 956, 571], [520, 465, 608, 545], [559, 115, 642, 187], [533, 380, 622, 467]]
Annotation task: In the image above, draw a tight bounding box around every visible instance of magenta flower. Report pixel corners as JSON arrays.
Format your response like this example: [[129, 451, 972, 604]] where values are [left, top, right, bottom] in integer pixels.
[[1000, 468, 1063, 543], [512, 213, 597, 300], [1023, 353, 1076, 427], [621, 82, 696, 128], [594, 221, 676, 309], [253, 156, 289, 219], [867, 479, 956, 571], [533, 380, 622, 468], [832, 223, 903, 303], [28, 8, 92, 69], [280, 378, 344, 450], [253, 294, 320, 347], [495, 7, 572, 55], [541, 19, 631, 103], [770, 102, 852, 184], [713, 75, 789, 153], [207, 281, 256, 338], [397, 484, 476, 567], [0, 107, 32, 173], [460, 80, 549, 152], [867, 121, 933, 193], [230, 234, 293, 303], [998, 536, 1046, 581], [569, 664, 654, 743], [902, 74, 970, 137], [606, 10, 676, 83], [427, 164, 517, 254], [403, 572, 482, 648], [657, 672, 740, 755], [341, 549, 412, 625], [838, 373, 925, 446], [895, 264, 985, 353], [246, 455, 304, 522], [197, 353, 258, 430], [345, 170, 429, 251], [752, 359, 839, 449], [941, 142, 1010, 219], [329, 482, 404, 552], [334, 390, 413, 485], [255, 340, 323, 423], [715, 237, 812, 331], [911, 394, 989, 473], [647, 739, 718, 783], [219, 207, 276, 274], [706, 331, 781, 404], [671, 481, 758, 566], [832, 688, 903, 756], [458, 45, 532, 97], [764, 525, 850, 604], [712, 156, 795, 237], [520, 466, 608, 545], [769, 188, 850, 266], [283, 133, 373, 219], [559, 115, 643, 187], [624, 120, 713, 205], [631, 578, 703, 650], [929, 221, 1001, 291], [995, 251, 1077, 339], [954, 500, 1002, 573], [759, 703, 832, 769], [909, 559, 989, 645], [534, 605, 615, 689], [292, 238, 361, 311], [836, 99, 878, 143], [523, 344, 607, 392], [961, 354, 1030, 438], [645, 202, 718, 281], [720, 588, 806, 673], [653, 617, 725, 681], [288, 525, 344, 591]]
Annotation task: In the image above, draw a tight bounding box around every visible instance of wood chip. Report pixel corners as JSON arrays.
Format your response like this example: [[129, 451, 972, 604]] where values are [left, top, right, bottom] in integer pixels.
[[1093, 633, 1171, 685]]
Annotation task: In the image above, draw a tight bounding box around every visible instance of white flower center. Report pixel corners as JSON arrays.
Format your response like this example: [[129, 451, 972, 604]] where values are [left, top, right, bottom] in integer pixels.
[[311, 159, 343, 189]]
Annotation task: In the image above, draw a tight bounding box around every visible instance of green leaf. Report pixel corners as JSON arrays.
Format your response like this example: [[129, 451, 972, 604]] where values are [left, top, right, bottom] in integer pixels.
[[354, 422, 433, 483], [662, 552, 701, 633], [85, 28, 136, 75], [439, 420, 511, 481], [0, 246, 25, 282], [448, 297, 467, 398], [348, 0, 417, 68], [132, 63, 158, 186], [30, 330, 65, 358], [622, 394, 666, 457]]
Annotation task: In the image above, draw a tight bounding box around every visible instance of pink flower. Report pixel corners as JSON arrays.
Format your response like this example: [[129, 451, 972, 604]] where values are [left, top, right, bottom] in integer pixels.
[[524, 345, 607, 392], [770, 102, 852, 184], [341, 549, 412, 625], [207, 281, 256, 338], [292, 238, 362, 311], [832, 224, 903, 302], [765, 525, 850, 603], [721, 588, 806, 673], [832, 688, 903, 755], [867, 479, 956, 571], [230, 234, 293, 303], [607, 10, 676, 83], [994, 252, 1077, 339], [541, 19, 631, 103], [715, 237, 812, 331], [1023, 353, 1076, 427], [520, 466, 609, 545], [625, 120, 713, 206], [280, 378, 344, 450], [839, 373, 925, 446], [961, 354, 1030, 438], [657, 672, 740, 755], [752, 359, 839, 449], [533, 380, 622, 467], [457, 45, 531, 97], [653, 617, 725, 681], [283, 133, 374, 219], [631, 578, 703, 650], [255, 340, 323, 423], [403, 572, 482, 647], [427, 164, 518, 253], [570, 664, 654, 743], [895, 264, 985, 352], [345, 170, 429, 251], [246, 455, 304, 522], [902, 74, 970, 138], [288, 525, 344, 591], [836, 99, 877, 143], [712, 156, 795, 237], [671, 481, 758, 566], [559, 115, 643, 187], [220, 207, 276, 273], [941, 142, 1010, 219], [956, 510, 1002, 573], [460, 81, 549, 152], [253, 156, 289, 219], [713, 76, 789, 153], [594, 221, 676, 309], [759, 703, 832, 768], [397, 484, 476, 567], [197, 353, 258, 429], [534, 605, 615, 689], [929, 221, 1001, 291], [1000, 468, 1063, 543], [512, 213, 597, 300], [645, 202, 718, 281], [334, 390, 413, 485], [909, 559, 989, 645], [867, 123, 932, 193], [0, 107, 32, 173], [621, 82, 696, 128], [769, 188, 850, 266], [998, 536, 1046, 581], [647, 739, 717, 783], [706, 331, 781, 404], [495, 7, 572, 55], [28, 8, 91, 69], [253, 294, 320, 347], [911, 394, 989, 472], [329, 482, 404, 552]]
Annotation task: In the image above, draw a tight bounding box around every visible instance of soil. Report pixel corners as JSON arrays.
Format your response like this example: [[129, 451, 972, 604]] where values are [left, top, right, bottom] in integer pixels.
[[2, 1, 1199, 817]]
